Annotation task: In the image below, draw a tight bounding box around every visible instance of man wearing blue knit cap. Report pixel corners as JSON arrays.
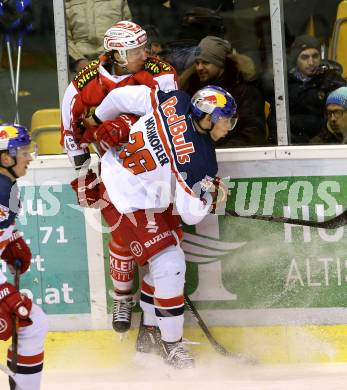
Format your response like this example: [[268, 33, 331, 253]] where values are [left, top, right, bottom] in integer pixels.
[[310, 86, 347, 144]]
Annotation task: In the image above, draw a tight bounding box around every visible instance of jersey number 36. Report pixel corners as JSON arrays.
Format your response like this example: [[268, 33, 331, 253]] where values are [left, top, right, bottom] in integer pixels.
[[119, 132, 157, 175]]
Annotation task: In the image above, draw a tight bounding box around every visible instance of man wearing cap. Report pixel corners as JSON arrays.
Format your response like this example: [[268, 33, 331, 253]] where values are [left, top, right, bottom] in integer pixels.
[[180, 35, 267, 147], [65, 0, 132, 73], [310, 86, 347, 144], [268, 34, 346, 144]]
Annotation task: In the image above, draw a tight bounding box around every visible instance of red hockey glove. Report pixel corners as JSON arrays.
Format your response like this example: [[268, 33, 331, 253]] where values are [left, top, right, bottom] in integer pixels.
[[0, 282, 32, 340], [80, 114, 138, 152], [70, 169, 100, 208], [1, 233, 32, 274], [201, 176, 229, 214]]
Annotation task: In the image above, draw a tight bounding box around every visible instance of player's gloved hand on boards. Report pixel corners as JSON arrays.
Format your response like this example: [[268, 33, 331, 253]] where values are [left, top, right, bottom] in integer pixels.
[[200, 176, 228, 214], [70, 169, 100, 208], [80, 114, 138, 152], [0, 282, 32, 340], [1, 232, 31, 274]]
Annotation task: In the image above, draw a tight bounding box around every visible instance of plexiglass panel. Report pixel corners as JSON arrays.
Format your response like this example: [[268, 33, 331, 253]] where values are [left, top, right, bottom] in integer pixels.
[[64, 0, 273, 148], [0, 0, 59, 128], [268, 0, 344, 145]]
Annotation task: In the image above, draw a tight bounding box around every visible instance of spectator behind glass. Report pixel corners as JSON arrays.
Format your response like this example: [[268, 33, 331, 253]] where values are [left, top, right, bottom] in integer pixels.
[[310, 87, 347, 144], [180, 36, 266, 147], [127, 0, 175, 43], [162, 6, 225, 73], [267, 35, 346, 145], [143, 25, 166, 59], [65, 0, 132, 73]]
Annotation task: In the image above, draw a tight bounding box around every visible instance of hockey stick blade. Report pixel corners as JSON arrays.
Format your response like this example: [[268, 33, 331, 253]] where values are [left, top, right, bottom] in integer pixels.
[[225, 209, 347, 229], [184, 294, 257, 365]]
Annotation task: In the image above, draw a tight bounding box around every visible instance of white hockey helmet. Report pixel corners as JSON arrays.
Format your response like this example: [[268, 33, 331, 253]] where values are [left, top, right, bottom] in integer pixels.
[[104, 21, 147, 64]]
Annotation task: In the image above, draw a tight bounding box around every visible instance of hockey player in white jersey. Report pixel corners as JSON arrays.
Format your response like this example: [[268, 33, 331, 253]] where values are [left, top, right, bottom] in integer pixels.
[[61, 20, 179, 334], [0, 124, 48, 389], [86, 84, 237, 368]]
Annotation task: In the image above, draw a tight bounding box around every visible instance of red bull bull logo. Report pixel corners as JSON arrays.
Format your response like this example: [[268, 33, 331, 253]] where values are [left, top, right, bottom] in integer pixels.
[[204, 95, 217, 104], [0, 125, 18, 140], [204, 93, 227, 107]]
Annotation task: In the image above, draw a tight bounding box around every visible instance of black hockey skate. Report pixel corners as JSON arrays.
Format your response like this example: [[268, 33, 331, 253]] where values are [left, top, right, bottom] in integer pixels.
[[161, 339, 195, 369], [109, 291, 133, 333], [136, 323, 162, 354]]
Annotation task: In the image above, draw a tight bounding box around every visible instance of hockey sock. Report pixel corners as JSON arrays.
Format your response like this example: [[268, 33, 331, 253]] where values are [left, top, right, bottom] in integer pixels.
[[149, 245, 186, 342], [7, 350, 44, 390], [109, 239, 134, 294], [154, 295, 185, 342], [140, 279, 157, 326]]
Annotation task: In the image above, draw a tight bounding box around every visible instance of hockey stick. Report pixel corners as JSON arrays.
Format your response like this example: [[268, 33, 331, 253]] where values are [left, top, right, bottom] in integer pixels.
[[224, 209, 347, 229], [0, 363, 16, 381], [0, 363, 22, 390], [9, 260, 21, 390], [184, 294, 257, 364]]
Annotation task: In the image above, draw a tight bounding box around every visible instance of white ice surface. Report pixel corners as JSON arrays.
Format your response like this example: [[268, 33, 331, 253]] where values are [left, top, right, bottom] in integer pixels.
[[2, 354, 347, 390]]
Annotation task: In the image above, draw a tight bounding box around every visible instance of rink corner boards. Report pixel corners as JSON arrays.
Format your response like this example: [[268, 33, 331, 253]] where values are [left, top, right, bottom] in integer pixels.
[[2, 324, 347, 368]]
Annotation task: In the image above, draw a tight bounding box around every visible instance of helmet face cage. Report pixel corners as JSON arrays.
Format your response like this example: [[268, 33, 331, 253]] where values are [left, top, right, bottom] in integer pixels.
[[104, 21, 147, 65], [0, 124, 32, 157], [191, 85, 238, 129]]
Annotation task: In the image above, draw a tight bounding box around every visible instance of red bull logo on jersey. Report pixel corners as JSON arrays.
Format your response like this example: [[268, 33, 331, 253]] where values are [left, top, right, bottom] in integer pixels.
[[161, 96, 195, 165]]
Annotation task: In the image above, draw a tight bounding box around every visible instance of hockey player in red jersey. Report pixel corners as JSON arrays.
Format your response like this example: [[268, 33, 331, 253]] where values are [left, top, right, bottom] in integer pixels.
[[61, 20, 178, 166], [86, 85, 237, 368], [0, 124, 48, 389], [61, 21, 179, 333]]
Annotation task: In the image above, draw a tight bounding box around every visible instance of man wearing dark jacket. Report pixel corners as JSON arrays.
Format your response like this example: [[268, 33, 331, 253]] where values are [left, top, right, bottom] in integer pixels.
[[268, 35, 346, 144], [180, 35, 267, 147]]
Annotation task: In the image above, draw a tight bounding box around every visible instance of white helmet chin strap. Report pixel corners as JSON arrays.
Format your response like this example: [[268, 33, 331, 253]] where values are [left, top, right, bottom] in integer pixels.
[[115, 48, 129, 67]]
